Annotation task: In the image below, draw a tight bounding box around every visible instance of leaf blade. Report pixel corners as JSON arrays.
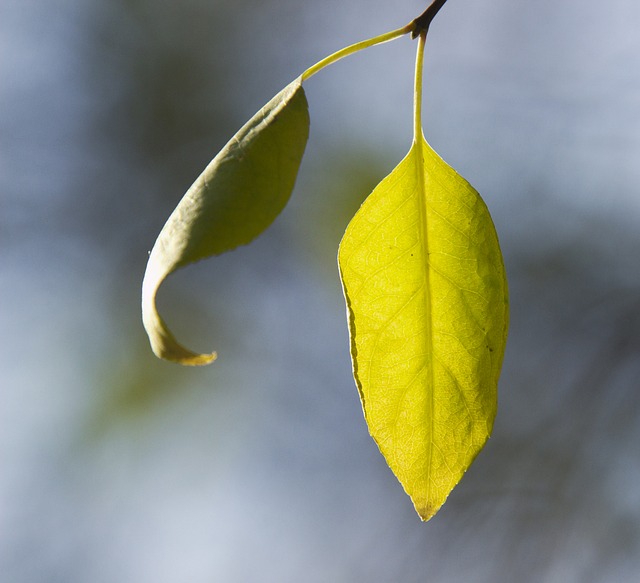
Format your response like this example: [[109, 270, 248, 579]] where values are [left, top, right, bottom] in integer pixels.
[[338, 136, 508, 520], [142, 77, 310, 365]]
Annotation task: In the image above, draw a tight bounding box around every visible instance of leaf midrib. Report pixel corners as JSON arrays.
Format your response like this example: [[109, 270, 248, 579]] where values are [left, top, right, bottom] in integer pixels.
[[413, 138, 436, 509]]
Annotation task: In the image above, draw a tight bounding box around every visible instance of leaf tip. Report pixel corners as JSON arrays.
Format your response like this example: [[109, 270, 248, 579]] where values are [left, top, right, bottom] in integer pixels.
[[148, 320, 217, 366], [151, 338, 218, 366], [143, 297, 217, 366], [168, 349, 218, 367], [414, 500, 444, 523], [150, 331, 218, 366]]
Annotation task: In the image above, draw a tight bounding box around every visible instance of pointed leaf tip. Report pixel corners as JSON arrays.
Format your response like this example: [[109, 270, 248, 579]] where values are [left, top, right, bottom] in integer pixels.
[[143, 306, 216, 366], [339, 137, 508, 520], [142, 77, 309, 364]]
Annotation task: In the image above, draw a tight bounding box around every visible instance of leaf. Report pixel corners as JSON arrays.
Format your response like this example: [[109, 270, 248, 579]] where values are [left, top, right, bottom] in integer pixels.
[[338, 136, 509, 521], [142, 77, 310, 365]]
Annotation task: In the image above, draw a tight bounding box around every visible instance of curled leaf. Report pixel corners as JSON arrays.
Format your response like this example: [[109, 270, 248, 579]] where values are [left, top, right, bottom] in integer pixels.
[[338, 136, 509, 520], [142, 77, 310, 365]]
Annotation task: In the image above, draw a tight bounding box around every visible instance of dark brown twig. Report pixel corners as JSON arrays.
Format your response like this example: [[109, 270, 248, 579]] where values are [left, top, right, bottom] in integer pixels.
[[410, 0, 450, 38]]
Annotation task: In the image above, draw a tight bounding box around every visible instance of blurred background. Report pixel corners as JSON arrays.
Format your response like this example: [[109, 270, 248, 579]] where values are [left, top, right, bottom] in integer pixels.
[[2, 0, 640, 581]]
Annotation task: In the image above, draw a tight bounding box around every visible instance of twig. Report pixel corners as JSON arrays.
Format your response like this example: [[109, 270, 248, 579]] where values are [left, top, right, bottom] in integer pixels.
[[410, 0, 450, 38]]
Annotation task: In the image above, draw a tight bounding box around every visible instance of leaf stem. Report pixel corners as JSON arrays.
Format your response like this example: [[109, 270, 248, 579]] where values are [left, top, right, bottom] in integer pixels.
[[413, 30, 427, 143], [301, 23, 413, 81], [300, 1, 450, 81]]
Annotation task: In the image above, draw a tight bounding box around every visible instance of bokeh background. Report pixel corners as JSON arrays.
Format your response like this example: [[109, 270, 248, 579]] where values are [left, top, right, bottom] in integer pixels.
[[3, 0, 640, 581]]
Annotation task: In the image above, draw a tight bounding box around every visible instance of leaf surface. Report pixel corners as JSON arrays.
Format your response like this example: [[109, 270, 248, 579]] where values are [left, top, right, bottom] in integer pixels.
[[142, 77, 309, 364], [338, 136, 508, 520]]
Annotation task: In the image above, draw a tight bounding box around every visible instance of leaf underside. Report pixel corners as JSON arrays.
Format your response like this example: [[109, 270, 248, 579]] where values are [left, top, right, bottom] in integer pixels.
[[142, 77, 310, 365], [338, 136, 509, 521]]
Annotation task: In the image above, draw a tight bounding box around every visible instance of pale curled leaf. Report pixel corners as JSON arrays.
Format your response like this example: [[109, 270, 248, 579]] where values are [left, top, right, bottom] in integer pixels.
[[338, 136, 509, 520], [142, 77, 309, 365]]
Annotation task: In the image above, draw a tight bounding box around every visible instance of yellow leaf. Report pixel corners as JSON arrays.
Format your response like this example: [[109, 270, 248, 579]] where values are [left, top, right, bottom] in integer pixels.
[[142, 78, 309, 365], [338, 136, 509, 520]]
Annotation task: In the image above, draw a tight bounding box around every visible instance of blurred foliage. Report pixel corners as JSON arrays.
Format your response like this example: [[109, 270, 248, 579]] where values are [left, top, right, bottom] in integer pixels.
[[290, 146, 391, 272]]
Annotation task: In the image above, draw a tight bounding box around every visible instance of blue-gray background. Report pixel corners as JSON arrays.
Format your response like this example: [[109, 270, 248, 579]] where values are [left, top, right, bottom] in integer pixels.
[[2, 0, 640, 581]]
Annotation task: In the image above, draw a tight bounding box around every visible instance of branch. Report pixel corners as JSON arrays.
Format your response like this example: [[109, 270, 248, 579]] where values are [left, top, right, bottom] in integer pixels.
[[410, 0, 450, 38]]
